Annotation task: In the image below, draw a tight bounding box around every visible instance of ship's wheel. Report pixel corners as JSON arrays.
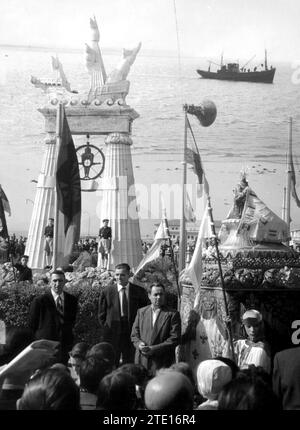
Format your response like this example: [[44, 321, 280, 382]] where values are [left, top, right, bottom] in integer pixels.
[[76, 140, 105, 181]]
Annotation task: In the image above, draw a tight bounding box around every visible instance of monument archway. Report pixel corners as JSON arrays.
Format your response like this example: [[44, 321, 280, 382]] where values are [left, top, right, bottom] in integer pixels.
[[25, 17, 143, 271]]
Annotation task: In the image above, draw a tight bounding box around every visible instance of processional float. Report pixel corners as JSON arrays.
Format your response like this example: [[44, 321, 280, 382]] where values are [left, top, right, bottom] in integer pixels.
[[179, 116, 300, 377]]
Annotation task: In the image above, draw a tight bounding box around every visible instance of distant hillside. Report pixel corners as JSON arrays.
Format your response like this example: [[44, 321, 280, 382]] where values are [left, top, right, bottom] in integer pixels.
[[0, 43, 194, 59]]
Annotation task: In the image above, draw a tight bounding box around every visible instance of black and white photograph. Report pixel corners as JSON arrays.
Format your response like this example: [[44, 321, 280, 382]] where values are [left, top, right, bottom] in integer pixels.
[[0, 0, 299, 415]]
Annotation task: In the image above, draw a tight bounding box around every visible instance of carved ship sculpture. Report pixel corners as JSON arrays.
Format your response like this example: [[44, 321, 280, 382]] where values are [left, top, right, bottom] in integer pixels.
[[31, 16, 142, 107]]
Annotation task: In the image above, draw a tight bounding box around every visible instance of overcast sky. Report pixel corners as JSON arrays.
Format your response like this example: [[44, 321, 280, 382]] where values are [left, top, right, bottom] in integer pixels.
[[0, 0, 299, 61]]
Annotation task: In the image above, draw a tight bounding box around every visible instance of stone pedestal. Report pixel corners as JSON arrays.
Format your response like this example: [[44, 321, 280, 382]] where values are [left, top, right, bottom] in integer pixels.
[[98, 132, 142, 270]]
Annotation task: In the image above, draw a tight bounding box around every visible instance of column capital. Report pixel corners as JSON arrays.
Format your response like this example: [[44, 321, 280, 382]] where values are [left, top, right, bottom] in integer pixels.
[[105, 133, 132, 146]]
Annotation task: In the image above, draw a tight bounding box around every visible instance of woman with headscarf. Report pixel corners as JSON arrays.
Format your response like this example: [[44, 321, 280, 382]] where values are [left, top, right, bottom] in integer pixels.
[[196, 359, 233, 410]]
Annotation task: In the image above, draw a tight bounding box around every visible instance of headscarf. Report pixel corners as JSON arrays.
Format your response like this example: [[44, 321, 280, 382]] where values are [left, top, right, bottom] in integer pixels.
[[196, 359, 232, 401]]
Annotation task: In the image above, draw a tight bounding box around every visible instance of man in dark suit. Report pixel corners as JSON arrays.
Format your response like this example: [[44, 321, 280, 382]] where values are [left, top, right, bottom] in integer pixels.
[[14, 255, 32, 282], [131, 282, 181, 376], [98, 263, 149, 366], [28, 269, 78, 364], [273, 346, 300, 409]]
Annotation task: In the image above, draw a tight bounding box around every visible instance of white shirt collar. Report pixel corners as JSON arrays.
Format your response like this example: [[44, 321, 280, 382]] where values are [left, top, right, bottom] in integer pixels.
[[117, 283, 129, 293], [51, 289, 64, 302], [151, 307, 160, 327]]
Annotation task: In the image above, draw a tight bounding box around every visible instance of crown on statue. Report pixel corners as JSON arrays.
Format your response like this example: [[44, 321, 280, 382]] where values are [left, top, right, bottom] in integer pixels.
[[239, 168, 249, 186]]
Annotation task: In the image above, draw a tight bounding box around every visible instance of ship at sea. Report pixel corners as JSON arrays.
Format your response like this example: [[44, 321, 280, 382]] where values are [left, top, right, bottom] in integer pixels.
[[197, 50, 276, 84]]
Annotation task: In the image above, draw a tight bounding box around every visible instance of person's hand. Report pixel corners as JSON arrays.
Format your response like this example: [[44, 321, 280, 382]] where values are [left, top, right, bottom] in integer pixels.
[[140, 345, 152, 356], [224, 315, 232, 326], [138, 342, 146, 351]]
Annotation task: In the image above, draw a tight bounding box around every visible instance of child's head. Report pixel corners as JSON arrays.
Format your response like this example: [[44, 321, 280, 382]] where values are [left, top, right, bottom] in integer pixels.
[[242, 309, 264, 343]]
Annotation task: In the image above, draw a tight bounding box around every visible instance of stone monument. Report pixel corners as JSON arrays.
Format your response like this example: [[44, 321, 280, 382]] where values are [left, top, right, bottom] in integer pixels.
[[26, 16, 143, 270]]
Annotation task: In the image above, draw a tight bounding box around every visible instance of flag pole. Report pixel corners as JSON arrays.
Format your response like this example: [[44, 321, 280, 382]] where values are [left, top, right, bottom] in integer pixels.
[[207, 195, 236, 362], [282, 186, 286, 222], [164, 215, 181, 310], [52, 102, 64, 270], [179, 108, 188, 272], [10, 254, 16, 282], [286, 117, 292, 242]]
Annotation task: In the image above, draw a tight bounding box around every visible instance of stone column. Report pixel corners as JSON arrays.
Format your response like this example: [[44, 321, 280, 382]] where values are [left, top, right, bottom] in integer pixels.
[[98, 132, 142, 270], [25, 134, 56, 269]]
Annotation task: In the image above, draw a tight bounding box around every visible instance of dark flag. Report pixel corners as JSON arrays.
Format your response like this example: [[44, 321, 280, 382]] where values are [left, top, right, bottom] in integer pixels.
[[56, 108, 81, 267], [291, 152, 300, 207], [0, 196, 8, 240], [0, 185, 11, 216], [185, 117, 209, 197]]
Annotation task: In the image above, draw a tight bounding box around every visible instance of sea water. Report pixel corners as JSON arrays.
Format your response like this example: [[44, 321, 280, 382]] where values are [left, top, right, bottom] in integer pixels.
[[0, 46, 299, 236]]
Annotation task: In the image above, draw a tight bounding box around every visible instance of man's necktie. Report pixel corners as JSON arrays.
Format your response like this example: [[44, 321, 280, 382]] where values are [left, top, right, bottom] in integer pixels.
[[152, 309, 160, 327], [56, 295, 64, 324], [121, 287, 128, 318]]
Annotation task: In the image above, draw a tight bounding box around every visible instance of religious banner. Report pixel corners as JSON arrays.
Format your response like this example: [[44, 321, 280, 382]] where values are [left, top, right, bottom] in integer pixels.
[[181, 287, 231, 380]]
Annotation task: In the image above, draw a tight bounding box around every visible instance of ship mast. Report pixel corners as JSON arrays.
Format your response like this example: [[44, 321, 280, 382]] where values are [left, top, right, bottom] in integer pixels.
[[265, 49, 268, 70]]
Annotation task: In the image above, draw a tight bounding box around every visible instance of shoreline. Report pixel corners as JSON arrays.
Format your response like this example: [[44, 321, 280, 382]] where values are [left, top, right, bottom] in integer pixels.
[[2, 151, 299, 238]]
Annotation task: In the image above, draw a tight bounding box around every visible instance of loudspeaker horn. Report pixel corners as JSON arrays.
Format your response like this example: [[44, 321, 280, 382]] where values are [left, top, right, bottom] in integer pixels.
[[184, 99, 217, 127]]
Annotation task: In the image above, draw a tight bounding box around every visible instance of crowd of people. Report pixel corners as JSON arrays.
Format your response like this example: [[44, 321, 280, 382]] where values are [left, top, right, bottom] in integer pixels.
[[0, 234, 27, 263], [0, 216, 197, 275], [0, 235, 33, 283], [75, 238, 98, 255], [0, 262, 299, 411]]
